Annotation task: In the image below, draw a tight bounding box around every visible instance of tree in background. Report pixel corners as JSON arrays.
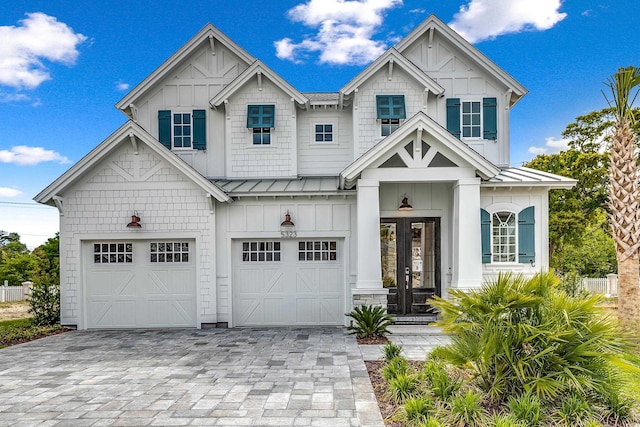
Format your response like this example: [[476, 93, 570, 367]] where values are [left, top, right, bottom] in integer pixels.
[[0, 233, 36, 285], [604, 66, 640, 324]]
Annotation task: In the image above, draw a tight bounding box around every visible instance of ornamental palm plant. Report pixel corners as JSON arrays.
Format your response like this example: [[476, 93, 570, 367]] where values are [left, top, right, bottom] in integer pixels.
[[604, 66, 640, 324]]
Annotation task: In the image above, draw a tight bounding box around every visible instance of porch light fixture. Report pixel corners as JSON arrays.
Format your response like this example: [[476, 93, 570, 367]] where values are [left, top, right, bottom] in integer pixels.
[[280, 210, 296, 238], [127, 213, 141, 228], [399, 195, 413, 211]]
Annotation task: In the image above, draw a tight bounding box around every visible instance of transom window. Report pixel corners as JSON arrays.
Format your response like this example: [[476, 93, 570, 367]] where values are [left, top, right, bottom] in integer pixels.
[[94, 243, 133, 264], [298, 241, 337, 261], [492, 212, 516, 262], [314, 124, 333, 142], [462, 101, 481, 138], [242, 241, 281, 262], [150, 242, 189, 263], [173, 113, 192, 148]]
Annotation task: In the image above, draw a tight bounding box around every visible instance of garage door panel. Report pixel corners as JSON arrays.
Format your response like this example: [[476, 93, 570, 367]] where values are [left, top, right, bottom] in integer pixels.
[[234, 240, 344, 326], [85, 240, 196, 329]]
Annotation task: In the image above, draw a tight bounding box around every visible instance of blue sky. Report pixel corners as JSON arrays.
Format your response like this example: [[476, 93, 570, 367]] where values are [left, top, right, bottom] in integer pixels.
[[0, 0, 638, 248]]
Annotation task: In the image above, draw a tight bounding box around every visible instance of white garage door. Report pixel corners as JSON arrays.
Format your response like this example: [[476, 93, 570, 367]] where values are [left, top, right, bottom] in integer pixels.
[[85, 240, 196, 328], [233, 239, 344, 326]]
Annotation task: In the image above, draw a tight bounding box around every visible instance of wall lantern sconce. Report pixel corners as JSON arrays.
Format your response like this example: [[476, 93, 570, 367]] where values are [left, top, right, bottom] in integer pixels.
[[280, 210, 296, 238], [399, 195, 413, 211], [127, 213, 142, 228]]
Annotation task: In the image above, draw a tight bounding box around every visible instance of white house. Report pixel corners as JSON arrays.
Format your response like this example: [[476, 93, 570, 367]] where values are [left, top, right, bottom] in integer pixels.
[[35, 15, 575, 330]]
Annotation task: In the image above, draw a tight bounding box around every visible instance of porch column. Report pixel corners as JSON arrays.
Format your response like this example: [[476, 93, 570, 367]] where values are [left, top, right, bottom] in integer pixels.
[[355, 179, 383, 289], [452, 177, 482, 290]]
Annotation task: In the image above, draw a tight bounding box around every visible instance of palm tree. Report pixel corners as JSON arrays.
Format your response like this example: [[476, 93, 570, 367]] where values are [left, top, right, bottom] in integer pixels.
[[605, 66, 640, 324]]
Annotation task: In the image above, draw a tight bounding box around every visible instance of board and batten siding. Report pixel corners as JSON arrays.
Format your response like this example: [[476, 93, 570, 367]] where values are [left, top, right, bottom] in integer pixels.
[[214, 197, 356, 323], [57, 143, 218, 328], [296, 108, 354, 175]]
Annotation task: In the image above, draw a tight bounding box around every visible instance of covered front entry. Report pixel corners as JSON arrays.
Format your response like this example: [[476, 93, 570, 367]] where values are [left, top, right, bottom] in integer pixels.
[[381, 218, 440, 316], [233, 239, 345, 326]]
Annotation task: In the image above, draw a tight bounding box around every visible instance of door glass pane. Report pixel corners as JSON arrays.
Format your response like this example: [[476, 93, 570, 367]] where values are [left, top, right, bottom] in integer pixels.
[[411, 222, 435, 289], [380, 223, 397, 288]]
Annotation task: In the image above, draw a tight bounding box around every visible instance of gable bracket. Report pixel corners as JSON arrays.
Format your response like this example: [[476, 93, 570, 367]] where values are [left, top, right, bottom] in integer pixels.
[[224, 99, 230, 120], [207, 194, 216, 214], [208, 34, 216, 56], [388, 59, 394, 81], [505, 90, 512, 110], [129, 104, 138, 121], [354, 88, 359, 110], [416, 127, 423, 158], [428, 27, 434, 48], [257, 71, 263, 91], [129, 132, 138, 155], [422, 89, 429, 112], [291, 98, 296, 118], [52, 196, 64, 216]]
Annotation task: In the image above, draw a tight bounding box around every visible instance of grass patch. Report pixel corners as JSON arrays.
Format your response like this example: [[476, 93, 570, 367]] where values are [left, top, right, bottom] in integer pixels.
[[0, 317, 66, 349]]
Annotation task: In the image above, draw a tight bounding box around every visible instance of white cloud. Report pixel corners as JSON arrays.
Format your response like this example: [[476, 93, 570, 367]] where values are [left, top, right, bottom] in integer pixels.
[[528, 136, 570, 156], [0, 187, 22, 197], [0, 92, 30, 103], [0, 12, 87, 89], [0, 145, 70, 166], [449, 0, 567, 43], [409, 8, 426, 14], [115, 81, 130, 91], [274, 0, 403, 65]]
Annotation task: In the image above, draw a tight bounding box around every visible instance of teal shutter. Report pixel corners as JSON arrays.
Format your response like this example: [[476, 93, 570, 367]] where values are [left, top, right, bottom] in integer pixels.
[[192, 109, 206, 150], [446, 98, 461, 138], [483, 97, 497, 140], [376, 95, 405, 119], [518, 206, 535, 264], [158, 110, 171, 149], [481, 209, 491, 263]]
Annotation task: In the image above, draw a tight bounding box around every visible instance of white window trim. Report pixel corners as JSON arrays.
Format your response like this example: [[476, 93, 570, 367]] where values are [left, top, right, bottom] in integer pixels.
[[460, 100, 484, 140], [311, 122, 336, 145], [172, 112, 195, 150], [491, 210, 518, 264]]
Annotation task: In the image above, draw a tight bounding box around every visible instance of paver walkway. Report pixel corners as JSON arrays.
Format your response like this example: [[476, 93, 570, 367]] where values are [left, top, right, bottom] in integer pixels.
[[359, 325, 451, 361], [0, 328, 384, 426]]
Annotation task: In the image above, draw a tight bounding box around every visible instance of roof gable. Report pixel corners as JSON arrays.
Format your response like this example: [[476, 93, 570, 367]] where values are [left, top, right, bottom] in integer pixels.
[[340, 111, 500, 189], [34, 121, 230, 205], [340, 48, 444, 96], [115, 23, 255, 117], [394, 15, 527, 107], [209, 60, 308, 107]]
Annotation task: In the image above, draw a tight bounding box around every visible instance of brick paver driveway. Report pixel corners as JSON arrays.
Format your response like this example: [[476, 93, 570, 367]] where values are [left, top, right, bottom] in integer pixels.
[[0, 328, 384, 426]]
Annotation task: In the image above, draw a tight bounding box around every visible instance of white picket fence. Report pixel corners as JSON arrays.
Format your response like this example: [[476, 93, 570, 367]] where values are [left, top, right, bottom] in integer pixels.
[[582, 275, 617, 297], [0, 286, 25, 302]]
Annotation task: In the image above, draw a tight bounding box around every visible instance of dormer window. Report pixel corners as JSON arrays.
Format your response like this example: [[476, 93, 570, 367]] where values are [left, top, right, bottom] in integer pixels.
[[376, 95, 405, 136], [247, 105, 275, 145]]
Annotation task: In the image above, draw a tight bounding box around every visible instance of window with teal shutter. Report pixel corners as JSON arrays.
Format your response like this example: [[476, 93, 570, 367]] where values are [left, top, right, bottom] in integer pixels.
[[247, 105, 275, 128], [158, 110, 172, 149], [518, 206, 535, 264], [481, 209, 491, 263], [376, 95, 406, 119], [483, 97, 497, 140], [192, 109, 206, 150], [446, 98, 461, 138]]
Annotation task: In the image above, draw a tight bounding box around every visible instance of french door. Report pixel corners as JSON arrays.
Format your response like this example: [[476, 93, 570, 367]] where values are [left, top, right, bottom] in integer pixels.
[[380, 218, 440, 316]]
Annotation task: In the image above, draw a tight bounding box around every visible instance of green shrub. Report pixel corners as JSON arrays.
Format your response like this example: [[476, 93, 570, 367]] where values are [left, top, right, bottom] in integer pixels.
[[447, 390, 485, 427], [554, 393, 593, 426], [430, 272, 640, 402], [486, 413, 525, 427], [507, 392, 543, 426], [346, 305, 393, 338], [382, 341, 403, 362], [417, 415, 446, 427], [599, 388, 637, 426], [386, 372, 419, 404], [558, 270, 589, 298], [400, 396, 434, 425], [0, 318, 62, 348], [381, 356, 410, 381], [28, 282, 60, 326], [422, 359, 462, 401]]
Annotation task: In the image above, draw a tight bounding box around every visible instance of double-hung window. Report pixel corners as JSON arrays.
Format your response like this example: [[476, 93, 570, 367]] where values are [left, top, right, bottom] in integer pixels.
[[247, 105, 275, 145], [446, 98, 497, 140], [376, 95, 406, 136], [158, 109, 206, 150]]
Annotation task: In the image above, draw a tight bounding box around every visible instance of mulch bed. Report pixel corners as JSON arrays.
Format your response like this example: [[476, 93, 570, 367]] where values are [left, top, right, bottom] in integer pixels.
[[356, 335, 389, 345], [366, 359, 424, 427]]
